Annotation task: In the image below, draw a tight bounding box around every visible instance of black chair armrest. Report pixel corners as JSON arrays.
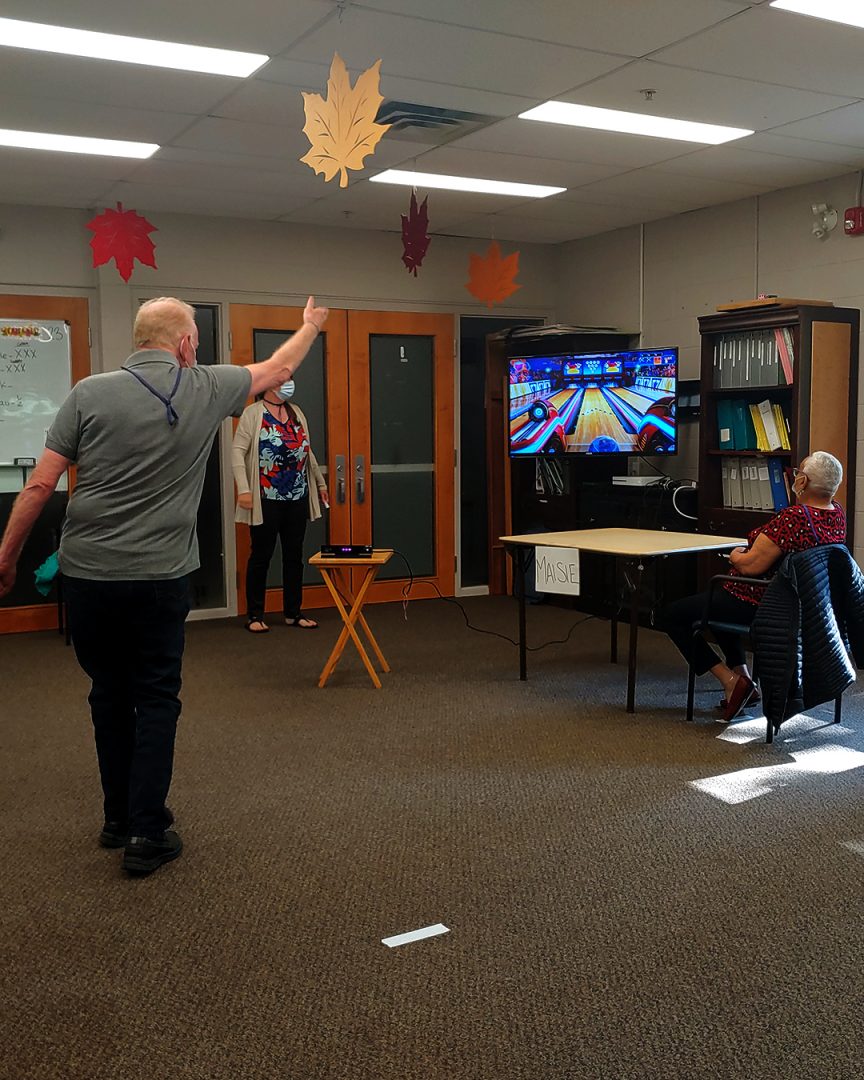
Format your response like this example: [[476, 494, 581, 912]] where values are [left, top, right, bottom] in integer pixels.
[[698, 574, 772, 632]]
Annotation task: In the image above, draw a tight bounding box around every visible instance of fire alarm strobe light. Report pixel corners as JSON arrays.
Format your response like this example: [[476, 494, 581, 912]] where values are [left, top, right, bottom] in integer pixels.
[[844, 206, 864, 236]]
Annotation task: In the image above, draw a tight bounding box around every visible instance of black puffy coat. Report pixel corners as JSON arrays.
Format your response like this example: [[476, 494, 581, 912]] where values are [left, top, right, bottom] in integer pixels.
[[751, 545, 864, 733]]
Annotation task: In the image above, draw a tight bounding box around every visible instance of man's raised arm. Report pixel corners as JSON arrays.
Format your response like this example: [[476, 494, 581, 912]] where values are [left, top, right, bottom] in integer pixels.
[[246, 296, 328, 399], [0, 448, 71, 597]]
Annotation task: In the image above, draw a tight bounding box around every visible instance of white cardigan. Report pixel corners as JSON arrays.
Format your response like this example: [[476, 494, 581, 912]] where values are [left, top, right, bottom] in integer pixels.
[[231, 400, 325, 526]]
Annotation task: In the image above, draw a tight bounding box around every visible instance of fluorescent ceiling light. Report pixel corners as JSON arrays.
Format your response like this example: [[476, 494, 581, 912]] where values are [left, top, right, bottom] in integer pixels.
[[770, 0, 864, 29], [519, 102, 752, 145], [370, 169, 565, 198], [0, 16, 268, 77], [0, 128, 158, 158]]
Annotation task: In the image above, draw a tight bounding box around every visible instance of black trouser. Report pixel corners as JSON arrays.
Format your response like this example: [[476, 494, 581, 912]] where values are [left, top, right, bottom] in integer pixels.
[[659, 589, 758, 676], [246, 497, 308, 621], [64, 575, 189, 839]]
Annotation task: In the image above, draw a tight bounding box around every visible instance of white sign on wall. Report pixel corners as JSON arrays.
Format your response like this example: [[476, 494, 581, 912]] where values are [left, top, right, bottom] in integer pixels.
[[535, 546, 580, 596]]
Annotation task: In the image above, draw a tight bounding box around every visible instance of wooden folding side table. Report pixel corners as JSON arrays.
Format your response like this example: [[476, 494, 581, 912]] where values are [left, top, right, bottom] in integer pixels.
[[308, 549, 393, 688]]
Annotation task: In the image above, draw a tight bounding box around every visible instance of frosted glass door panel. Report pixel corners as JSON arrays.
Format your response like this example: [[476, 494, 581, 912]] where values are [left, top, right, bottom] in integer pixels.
[[368, 334, 434, 580]]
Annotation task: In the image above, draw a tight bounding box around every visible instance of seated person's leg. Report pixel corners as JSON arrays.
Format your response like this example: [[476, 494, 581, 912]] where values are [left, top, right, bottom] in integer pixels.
[[659, 590, 756, 708]]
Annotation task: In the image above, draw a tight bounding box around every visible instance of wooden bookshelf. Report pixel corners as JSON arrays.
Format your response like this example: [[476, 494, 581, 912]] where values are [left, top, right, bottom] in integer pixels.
[[697, 304, 859, 546]]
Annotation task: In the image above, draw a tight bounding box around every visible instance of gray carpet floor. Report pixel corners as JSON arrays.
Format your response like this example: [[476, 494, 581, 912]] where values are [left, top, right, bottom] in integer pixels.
[[1, 596, 863, 1080]]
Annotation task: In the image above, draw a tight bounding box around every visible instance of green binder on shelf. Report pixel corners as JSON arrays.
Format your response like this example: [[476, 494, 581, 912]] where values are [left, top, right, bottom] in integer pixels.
[[731, 399, 757, 450], [716, 398, 735, 449]]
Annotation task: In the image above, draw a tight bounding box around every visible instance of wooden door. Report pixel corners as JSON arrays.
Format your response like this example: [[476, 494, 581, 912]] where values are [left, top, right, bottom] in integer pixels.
[[347, 312, 455, 602], [229, 305, 349, 615], [229, 306, 454, 613]]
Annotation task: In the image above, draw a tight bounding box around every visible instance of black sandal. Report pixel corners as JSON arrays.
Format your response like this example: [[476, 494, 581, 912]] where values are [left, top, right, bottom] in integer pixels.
[[286, 614, 318, 629], [245, 618, 270, 633]]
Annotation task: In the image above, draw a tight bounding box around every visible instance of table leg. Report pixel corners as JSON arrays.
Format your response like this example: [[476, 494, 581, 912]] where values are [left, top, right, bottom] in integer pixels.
[[356, 610, 391, 673], [515, 546, 528, 681], [317, 567, 383, 688], [626, 559, 645, 714]]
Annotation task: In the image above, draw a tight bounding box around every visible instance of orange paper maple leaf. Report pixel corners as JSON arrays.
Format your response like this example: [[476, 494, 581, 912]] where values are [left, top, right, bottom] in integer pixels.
[[300, 52, 390, 188], [466, 241, 521, 307]]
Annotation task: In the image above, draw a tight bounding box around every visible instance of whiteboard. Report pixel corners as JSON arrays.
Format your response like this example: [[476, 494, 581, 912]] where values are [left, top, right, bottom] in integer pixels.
[[0, 318, 71, 465]]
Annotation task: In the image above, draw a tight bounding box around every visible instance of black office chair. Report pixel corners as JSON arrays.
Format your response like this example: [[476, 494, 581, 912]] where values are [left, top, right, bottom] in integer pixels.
[[687, 572, 842, 743]]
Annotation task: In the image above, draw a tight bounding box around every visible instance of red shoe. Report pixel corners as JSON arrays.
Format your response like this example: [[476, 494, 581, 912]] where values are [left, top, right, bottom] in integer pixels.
[[721, 676, 756, 723], [716, 686, 760, 711]]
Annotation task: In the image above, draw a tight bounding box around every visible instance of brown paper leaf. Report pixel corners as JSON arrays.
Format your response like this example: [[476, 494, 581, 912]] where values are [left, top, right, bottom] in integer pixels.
[[300, 52, 390, 188], [466, 241, 521, 307]]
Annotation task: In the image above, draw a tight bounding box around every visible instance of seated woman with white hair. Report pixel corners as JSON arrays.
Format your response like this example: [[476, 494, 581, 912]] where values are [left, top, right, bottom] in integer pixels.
[[659, 450, 846, 722]]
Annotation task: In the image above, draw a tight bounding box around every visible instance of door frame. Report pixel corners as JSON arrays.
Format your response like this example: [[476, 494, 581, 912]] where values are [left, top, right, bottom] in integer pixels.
[[0, 295, 90, 635]]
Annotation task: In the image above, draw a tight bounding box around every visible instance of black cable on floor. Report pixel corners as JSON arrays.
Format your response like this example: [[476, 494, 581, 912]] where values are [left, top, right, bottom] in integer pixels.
[[391, 549, 595, 652]]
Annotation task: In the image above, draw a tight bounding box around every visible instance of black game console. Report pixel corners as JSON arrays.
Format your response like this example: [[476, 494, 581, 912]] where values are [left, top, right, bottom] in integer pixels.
[[320, 544, 374, 558]]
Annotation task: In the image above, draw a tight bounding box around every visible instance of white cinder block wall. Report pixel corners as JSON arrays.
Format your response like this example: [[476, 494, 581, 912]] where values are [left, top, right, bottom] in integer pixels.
[[556, 171, 864, 568]]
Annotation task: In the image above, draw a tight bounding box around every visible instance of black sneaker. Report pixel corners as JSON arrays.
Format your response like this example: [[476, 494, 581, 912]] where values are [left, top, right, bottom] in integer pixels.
[[122, 831, 183, 876], [99, 806, 174, 849], [99, 821, 129, 849]]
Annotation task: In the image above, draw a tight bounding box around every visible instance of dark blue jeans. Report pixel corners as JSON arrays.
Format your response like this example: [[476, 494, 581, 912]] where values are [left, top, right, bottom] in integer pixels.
[[64, 575, 190, 839]]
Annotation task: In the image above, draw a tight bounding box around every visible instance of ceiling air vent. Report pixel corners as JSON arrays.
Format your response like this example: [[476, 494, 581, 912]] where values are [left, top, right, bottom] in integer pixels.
[[375, 101, 498, 145]]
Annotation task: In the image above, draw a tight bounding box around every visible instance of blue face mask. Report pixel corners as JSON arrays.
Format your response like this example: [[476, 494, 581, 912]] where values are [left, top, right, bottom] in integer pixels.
[[276, 381, 295, 401]]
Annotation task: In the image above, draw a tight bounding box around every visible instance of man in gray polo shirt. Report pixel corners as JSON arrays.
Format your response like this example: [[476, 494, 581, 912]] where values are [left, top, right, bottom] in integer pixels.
[[0, 295, 328, 876]]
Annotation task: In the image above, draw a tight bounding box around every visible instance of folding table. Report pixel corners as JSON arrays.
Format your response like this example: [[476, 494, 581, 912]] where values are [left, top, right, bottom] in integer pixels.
[[501, 528, 745, 713], [308, 549, 393, 688]]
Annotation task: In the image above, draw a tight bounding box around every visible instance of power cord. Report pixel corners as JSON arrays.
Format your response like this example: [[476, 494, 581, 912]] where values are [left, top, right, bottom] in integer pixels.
[[391, 548, 595, 652]]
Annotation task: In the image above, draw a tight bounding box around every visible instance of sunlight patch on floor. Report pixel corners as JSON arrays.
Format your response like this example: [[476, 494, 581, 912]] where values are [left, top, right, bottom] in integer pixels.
[[690, 744, 864, 804]]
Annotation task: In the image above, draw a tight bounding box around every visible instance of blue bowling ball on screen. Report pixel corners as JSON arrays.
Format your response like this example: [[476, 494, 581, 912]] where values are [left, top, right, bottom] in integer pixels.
[[588, 435, 619, 453]]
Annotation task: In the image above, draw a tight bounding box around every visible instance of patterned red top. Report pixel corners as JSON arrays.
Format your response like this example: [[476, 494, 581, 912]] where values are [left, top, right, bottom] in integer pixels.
[[724, 502, 846, 605]]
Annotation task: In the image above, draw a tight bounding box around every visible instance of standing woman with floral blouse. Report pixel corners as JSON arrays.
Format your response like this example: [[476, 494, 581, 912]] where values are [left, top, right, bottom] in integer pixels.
[[232, 379, 328, 633]]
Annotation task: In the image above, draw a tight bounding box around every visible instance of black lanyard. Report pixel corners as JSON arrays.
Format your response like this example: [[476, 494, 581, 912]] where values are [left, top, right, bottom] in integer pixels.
[[125, 366, 183, 426]]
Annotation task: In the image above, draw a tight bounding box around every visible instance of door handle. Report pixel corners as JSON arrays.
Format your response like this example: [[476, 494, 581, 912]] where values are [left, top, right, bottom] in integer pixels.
[[335, 454, 346, 504], [355, 454, 365, 504]]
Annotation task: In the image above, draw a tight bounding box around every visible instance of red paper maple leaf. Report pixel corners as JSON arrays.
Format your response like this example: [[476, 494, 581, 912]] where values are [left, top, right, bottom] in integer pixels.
[[86, 202, 158, 283], [401, 192, 431, 276], [466, 240, 521, 307]]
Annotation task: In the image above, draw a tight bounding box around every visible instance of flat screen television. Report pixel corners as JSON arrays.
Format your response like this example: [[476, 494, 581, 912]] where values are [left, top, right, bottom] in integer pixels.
[[508, 347, 678, 456]]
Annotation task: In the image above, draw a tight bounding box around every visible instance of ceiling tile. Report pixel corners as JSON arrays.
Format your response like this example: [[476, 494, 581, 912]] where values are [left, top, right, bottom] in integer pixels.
[[122, 157, 326, 200], [558, 60, 853, 130], [0, 51, 237, 115], [452, 118, 706, 169], [0, 181, 110, 209], [654, 6, 864, 98], [440, 213, 616, 244], [285, 7, 629, 98], [97, 181, 310, 220], [576, 168, 771, 210], [0, 95, 196, 144], [279, 181, 535, 230], [0, 0, 335, 54], [358, 0, 747, 57], [500, 195, 670, 229], [253, 60, 536, 120], [0, 147, 140, 183], [657, 146, 853, 187], [408, 146, 625, 188], [741, 133, 864, 166], [769, 103, 864, 151]]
